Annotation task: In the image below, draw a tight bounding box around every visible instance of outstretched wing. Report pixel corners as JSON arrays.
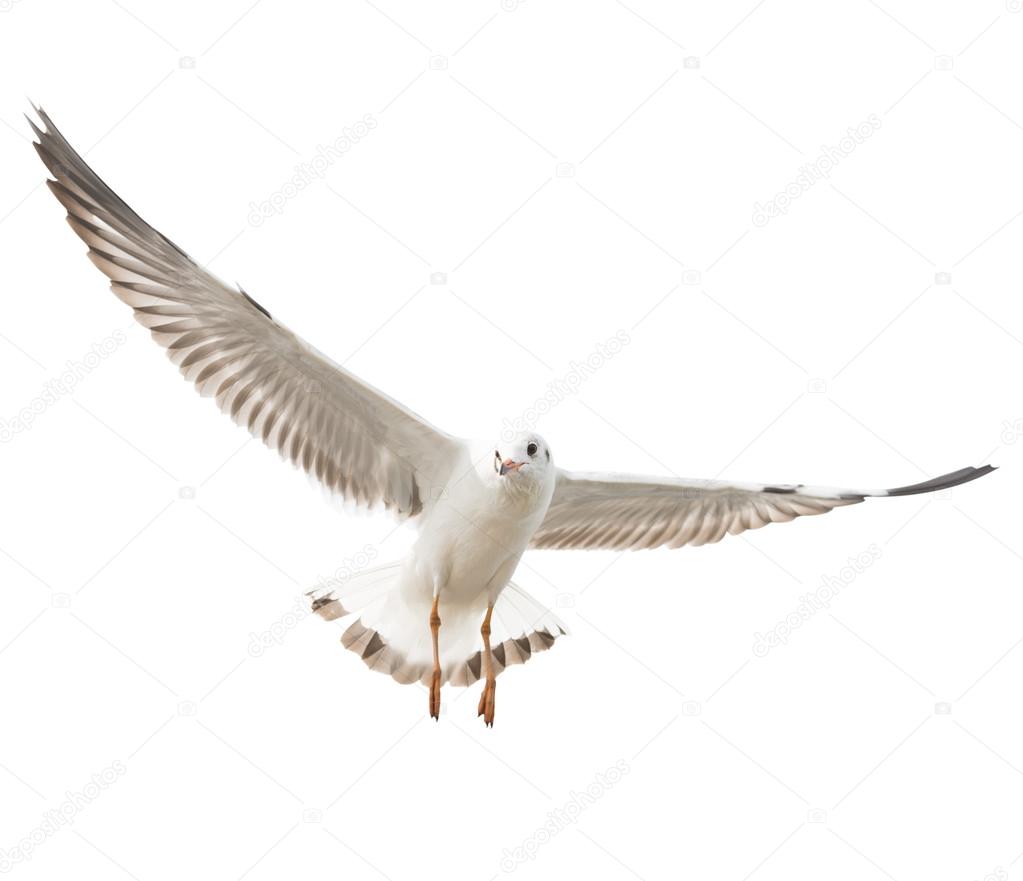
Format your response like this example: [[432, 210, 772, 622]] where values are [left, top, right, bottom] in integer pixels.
[[530, 466, 995, 551], [31, 107, 462, 519]]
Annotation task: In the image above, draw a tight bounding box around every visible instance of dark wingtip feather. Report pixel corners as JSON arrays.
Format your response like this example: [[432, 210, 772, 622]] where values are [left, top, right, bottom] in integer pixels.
[[885, 465, 996, 497], [240, 289, 273, 321], [24, 112, 44, 144]]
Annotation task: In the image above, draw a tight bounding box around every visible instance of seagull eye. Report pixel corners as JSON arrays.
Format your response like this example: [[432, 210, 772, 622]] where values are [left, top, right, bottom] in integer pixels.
[[527, 442, 538, 457]]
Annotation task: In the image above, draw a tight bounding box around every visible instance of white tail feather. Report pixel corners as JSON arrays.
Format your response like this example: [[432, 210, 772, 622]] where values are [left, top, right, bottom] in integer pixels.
[[309, 564, 567, 686]]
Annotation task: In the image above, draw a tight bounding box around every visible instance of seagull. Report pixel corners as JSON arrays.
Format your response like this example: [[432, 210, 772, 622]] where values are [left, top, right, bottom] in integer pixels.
[[29, 107, 995, 726]]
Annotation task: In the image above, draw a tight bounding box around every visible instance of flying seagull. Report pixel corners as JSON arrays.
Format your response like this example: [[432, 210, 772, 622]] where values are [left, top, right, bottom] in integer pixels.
[[29, 107, 995, 726]]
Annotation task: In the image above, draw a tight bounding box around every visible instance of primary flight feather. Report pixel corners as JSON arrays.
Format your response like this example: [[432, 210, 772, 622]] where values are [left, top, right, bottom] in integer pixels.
[[29, 107, 995, 725]]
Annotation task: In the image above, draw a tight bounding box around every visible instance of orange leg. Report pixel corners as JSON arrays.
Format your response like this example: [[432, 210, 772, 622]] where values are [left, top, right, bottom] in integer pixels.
[[429, 594, 442, 720], [477, 603, 496, 727]]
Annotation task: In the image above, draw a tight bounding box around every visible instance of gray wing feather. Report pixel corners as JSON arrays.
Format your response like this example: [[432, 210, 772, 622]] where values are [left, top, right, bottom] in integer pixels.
[[31, 108, 462, 519], [531, 465, 995, 551]]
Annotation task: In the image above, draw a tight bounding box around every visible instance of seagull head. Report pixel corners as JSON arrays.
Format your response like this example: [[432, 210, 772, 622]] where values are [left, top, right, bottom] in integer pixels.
[[491, 432, 553, 491]]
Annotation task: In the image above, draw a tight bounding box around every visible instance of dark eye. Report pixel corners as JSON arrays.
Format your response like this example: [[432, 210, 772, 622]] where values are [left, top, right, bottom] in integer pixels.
[[494, 450, 500, 459], [527, 442, 538, 456]]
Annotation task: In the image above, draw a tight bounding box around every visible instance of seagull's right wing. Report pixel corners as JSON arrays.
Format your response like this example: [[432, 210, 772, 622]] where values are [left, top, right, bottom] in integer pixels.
[[31, 108, 462, 520], [531, 466, 996, 551]]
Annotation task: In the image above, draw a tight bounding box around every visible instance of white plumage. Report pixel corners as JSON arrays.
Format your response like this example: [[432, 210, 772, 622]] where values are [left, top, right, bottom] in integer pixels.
[[29, 107, 995, 723]]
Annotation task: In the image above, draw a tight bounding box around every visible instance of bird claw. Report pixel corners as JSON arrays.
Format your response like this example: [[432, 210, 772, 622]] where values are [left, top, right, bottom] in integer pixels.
[[477, 679, 496, 727], [429, 670, 441, 720]]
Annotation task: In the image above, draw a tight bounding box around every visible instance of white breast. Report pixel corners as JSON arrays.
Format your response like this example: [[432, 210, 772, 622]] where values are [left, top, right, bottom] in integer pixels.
[[409, 455, 552, 604]]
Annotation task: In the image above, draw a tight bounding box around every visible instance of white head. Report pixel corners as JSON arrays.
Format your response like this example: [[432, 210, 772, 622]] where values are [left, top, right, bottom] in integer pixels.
[[490, 432, 555, 496]]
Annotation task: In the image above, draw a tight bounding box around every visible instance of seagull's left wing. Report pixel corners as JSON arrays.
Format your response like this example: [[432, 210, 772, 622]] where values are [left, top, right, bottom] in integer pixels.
[[30, 108, 462, 520], [530, 466, 995, 551]]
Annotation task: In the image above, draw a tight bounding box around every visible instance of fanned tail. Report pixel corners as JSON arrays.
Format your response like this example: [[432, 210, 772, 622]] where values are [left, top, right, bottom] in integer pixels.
[[309, 567, 567, 687], [448, 584, 568, 686]]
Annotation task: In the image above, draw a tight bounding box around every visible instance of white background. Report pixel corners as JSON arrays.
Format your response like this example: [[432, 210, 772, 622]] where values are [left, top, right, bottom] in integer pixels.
[[1, 1, 1021, 879]]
